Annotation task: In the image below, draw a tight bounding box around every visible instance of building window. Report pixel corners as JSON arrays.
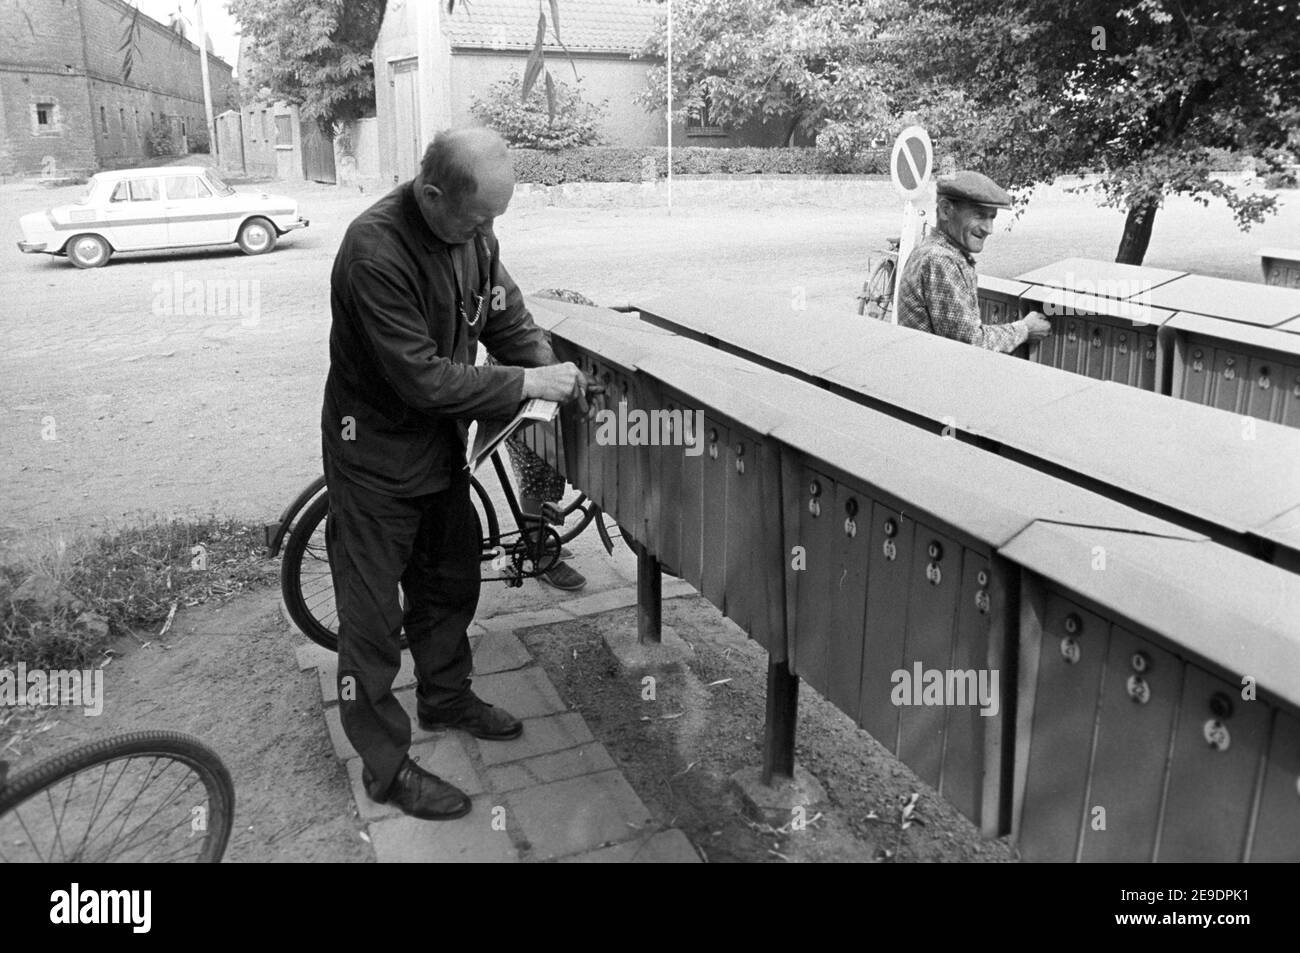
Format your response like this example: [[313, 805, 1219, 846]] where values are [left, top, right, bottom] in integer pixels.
[[99, 105, 108, 135], [119, 107, 127, 145], [36, 103, 53, 126], [261, 109, 271, 141], [134, 109, 141, 142], [275, 115, 293, 147], [686, 95, 725, 137]]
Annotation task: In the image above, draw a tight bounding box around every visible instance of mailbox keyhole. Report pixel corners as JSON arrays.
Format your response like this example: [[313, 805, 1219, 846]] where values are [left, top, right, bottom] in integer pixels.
[[1060, 637, 1081, 664], [1117, 334, 1128, 355], [1203, 719, 1231, 752], [1126, 674, 1150, 705], [1223, 358, 1236, 380], [974, 589, 990, 614]]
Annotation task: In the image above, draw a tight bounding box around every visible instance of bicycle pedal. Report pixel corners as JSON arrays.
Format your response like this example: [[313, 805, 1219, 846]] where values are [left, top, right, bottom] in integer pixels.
[[540, 502, 564, 525]]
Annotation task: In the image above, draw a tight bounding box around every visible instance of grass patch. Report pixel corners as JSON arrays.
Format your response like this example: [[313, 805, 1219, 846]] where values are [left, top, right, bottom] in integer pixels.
[[1, 517, 278, 672]]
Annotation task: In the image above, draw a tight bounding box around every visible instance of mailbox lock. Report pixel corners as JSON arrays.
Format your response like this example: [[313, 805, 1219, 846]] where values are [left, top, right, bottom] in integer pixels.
[[845, 498, 859, 517], [974, 589, 990, 614], [1209, 692, 1234, 719], [977, 569, 989, 587], [1293, 375, 1300, 398], [925, 562, 942, 586], [883, 518, 897, 537], [844, 499, 858, 537], [1192, 349, 1204, 373], [734, 443, 745, 474], [1060, 637, 1081, 665], [1126, 674, 1151, 705], [1145, 342, 1156, 363], [808, 480, 822, 517], [927, 541, 943, 561], [1258, 367, 1271, 390], [1130, 651, 1150, 674], [1223, 357, 1236, 380], [1091, 329, 1103, 349], [809, 479, 822, 497], [1117, 333, 1128, 355], [707, 428, 718, 460], [1067, 323, 1078, 343], [1064, 612, 1082, 636], [1203, 719, 1231, 752]]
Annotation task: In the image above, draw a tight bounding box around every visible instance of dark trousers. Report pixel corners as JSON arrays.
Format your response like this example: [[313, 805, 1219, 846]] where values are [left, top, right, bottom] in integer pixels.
[[324, 458, 482, 793]]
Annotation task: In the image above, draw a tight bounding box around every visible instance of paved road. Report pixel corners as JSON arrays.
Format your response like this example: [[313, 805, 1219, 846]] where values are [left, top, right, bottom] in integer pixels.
[[1, 175, 1295, 545]]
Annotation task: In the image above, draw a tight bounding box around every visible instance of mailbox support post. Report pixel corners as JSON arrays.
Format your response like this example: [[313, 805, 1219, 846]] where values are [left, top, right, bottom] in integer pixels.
[[762, 659, 799, 784], [635, 541, 662, 644]]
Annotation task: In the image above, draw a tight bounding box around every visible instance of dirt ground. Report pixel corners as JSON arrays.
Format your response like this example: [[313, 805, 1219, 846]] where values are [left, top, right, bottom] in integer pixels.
[[522, 596, 1016, 863], [1, 171, 1295, 862]]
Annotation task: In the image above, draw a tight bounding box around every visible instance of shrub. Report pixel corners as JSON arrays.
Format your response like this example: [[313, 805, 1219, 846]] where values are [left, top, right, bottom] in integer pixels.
[[146, 119, 177, 157], [507, 145, 887, 184], [472, 75, 606, 151], [187, 124, 211, 154]]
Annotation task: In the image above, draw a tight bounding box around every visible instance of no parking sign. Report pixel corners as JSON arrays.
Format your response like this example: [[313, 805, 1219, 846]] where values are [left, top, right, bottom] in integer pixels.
[[889, 126, 933, 323], [890, 126, 933, 200]]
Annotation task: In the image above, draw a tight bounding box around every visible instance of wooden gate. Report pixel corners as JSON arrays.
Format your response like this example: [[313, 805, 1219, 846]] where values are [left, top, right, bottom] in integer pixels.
[[301, 122, 337, 184]]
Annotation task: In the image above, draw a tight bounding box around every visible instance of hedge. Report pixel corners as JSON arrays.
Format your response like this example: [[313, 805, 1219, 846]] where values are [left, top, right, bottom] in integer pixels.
[[508, 146, 888, 185]]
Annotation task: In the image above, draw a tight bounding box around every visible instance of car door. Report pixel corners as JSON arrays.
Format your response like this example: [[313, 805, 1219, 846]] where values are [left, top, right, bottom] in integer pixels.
[[101, 176, 168, 250], [162, 173, 232, 246]]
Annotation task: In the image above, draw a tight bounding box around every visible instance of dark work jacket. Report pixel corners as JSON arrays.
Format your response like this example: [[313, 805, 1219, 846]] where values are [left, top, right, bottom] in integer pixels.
[[321, 181, 555, 496]]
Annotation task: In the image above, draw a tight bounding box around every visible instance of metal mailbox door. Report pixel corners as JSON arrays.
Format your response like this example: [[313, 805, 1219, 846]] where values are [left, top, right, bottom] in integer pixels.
[[1179, 342, 1214, 405], [1282, 367, 1300, 429], [856, 504, 917, 754], [823, 480, 873, 720], [1077, 628, 1181, 862], [1158, 664, 1271, 862], [612, 375, 643, 540], [723, 429, 780, 649], [1208, 347, 1248, 414], [1017, 595, 1110, 863], [1137, 330, 1160, 393], [699, 418, 730, 608], [1058, 317, 1086, 375], [1082, 320, 1110, 380], [1249, 708, 1300, 862], [896, 526, 964, 789], [598, 371, 620, 518], [1244, 357, 1282, 424], [650, 400, 687, 572], [940, 553, 1000, 826], [677, 408, 706, 591], [791, 468, 840, 697]]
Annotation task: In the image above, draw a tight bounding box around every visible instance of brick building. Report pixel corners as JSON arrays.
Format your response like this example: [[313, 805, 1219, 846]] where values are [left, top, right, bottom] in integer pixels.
[[0, 0, 235, 178]]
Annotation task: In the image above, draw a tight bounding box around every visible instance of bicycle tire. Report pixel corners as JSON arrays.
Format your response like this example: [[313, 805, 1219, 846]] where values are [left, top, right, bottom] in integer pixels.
[[0, 730, 235, 863], [280, 478, 500, 652], [862, 258, 896, 321]]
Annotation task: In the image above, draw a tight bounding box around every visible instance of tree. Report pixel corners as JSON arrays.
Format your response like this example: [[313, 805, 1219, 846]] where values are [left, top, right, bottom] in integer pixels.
[[471, 76, 605, 150], [229, 0, 385, 131], [637, 0, 894, 147], [875, 0, 1300, 264]]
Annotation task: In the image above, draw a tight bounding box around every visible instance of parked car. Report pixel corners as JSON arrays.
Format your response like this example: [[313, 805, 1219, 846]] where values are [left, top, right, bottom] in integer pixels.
[[16, 166, 309, 268]]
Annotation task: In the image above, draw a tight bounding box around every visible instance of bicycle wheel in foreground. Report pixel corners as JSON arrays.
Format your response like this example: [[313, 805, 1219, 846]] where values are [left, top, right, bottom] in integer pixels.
[[0, 730, 234, 863]]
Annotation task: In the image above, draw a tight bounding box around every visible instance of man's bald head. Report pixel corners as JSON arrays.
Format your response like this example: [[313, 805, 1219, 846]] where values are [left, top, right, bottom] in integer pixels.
[[414, 126, 515, 244], [418, 126, 512, 204]]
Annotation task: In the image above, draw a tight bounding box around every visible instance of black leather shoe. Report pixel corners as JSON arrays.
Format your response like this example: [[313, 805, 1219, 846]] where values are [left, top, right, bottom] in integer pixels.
[[363, 758, 471, 820], [419, 694, 523, 740]]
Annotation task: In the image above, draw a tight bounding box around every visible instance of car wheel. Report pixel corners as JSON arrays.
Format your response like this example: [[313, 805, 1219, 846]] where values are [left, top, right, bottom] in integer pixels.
[[66, 234, 111, 269], [237, 217, 277, 255]]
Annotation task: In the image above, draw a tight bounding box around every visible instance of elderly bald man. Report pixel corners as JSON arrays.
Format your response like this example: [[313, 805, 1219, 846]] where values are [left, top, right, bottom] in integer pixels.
[[321, 127, 592, 821], [896, 170, 1051, 352]]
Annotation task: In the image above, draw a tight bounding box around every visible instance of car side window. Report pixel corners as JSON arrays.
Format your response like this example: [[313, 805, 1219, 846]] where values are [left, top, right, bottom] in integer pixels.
[[128, 178, 160, 202], [164, 175, 211, 200], [110, 182, 130, 203]]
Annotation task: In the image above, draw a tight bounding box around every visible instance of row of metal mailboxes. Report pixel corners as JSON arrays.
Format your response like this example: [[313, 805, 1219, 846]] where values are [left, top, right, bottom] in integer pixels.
[[520, 298, 1300, 862], [626, 289, 1300, 574], [976, 258, 1300, 428]]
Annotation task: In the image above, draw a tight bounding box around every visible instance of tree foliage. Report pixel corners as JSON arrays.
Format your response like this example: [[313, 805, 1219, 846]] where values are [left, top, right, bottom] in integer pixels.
[[471, 76, 606, 150], [229, 0, 385, 130], [642, 0, 1300, 263]]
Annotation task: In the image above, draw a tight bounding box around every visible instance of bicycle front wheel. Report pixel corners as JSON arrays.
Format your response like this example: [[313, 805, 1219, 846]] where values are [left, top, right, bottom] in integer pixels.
[[861, 259, 896, 321], [0, 730, 235, 863]]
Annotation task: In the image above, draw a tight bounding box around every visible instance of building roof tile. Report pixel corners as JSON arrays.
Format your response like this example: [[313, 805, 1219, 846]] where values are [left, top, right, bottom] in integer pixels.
[[444, 0, 658, 55]]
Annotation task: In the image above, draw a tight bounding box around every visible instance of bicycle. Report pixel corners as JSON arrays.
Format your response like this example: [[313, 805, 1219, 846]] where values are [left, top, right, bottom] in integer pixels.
[[856, 222, 933, 320], [266, 439, 624, 654], [0, 730, 235, 863]]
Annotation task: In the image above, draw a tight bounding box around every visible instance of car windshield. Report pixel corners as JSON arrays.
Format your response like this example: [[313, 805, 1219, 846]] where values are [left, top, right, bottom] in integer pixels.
[[75, 179, 102, 205], [203, 169, 236, 196]]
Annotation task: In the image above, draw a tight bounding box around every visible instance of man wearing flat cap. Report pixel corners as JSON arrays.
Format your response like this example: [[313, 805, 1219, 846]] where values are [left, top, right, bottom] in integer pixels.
[[896, 170, 1050, 351]]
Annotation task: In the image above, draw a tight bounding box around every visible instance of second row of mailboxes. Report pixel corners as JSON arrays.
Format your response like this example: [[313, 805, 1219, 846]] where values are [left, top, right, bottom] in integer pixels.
[[1016, 587, 1299, 862]]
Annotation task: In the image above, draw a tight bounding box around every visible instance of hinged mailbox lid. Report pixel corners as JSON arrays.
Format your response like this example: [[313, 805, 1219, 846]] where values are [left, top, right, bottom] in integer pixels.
[[1139, 274, 1300, 328], [1016, 257, 1185, 297], [1167, 311, 1300, 359]]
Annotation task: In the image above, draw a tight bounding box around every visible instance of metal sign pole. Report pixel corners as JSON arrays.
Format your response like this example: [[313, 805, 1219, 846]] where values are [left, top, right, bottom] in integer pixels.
[[666, 0, 673, 216]]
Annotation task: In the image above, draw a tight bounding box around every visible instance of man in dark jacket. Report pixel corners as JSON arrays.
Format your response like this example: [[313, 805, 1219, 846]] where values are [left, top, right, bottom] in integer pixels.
[[321, 127, 590, 820]]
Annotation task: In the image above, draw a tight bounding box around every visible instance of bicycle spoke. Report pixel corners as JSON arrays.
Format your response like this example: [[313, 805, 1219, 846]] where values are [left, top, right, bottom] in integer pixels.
[[75, 756, 179, 862], [103, 769, 203, 860], [67, 756, 137, 861]]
